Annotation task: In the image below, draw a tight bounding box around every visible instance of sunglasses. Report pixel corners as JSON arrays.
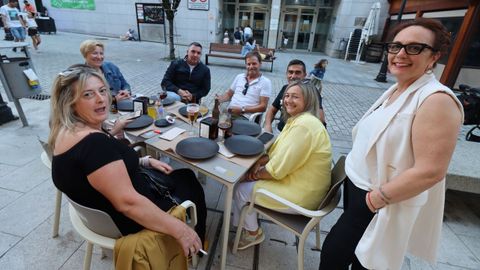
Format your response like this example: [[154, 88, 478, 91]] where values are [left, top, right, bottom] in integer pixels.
[[58, 64, 92, 77], [242, 82, 249, 95], [385, 42, 437, 55]]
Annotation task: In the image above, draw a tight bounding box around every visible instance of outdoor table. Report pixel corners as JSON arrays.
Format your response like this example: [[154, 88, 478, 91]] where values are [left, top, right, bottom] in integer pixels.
[[136, 101, 273, 270]]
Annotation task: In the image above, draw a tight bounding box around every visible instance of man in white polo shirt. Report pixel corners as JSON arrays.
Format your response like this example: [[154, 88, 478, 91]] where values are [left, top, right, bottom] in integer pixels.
[[216, 51, 272, 119]]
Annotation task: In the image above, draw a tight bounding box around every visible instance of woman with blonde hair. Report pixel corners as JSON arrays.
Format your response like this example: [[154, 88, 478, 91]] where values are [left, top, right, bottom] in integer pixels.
[[232, 80, 332, 250], [80, 39, 131, 102], [49, 65, 207, 256]]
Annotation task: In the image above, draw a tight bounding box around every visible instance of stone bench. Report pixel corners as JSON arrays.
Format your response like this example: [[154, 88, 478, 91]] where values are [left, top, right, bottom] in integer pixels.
[[446, 140, 480, 194]]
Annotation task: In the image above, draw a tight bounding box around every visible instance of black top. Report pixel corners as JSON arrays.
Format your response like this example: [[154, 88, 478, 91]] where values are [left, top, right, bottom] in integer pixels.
[[272, 84, 324, 131], [161, 58, 211, 102], [51, 132, 151, 235]]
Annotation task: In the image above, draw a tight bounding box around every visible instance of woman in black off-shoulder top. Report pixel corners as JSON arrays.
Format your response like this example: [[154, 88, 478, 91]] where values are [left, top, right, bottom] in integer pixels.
[[48, 65, 206, 257]]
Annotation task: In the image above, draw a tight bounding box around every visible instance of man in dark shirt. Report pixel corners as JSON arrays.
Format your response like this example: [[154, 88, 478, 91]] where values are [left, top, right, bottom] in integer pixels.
[[264, 59, 325, 132], [161, 42, 211, 103]]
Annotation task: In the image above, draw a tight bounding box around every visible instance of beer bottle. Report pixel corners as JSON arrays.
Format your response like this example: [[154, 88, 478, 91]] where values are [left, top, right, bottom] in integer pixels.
[[209, 99, 220, 140], [110, 95, 118, 113]]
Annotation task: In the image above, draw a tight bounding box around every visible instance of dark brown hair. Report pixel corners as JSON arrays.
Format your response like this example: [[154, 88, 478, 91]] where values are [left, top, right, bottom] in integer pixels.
[[389, 18, 451, 57]]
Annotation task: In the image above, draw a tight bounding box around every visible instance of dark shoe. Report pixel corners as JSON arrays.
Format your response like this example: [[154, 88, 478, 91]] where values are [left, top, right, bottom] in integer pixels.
[[12, 47, 17, 52]]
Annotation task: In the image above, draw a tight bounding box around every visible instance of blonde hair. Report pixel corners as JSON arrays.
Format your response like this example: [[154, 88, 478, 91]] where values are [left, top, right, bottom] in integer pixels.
[[281, 80, 320, 122], [79, 39, 104, 58], [48, 65, 110, 149]]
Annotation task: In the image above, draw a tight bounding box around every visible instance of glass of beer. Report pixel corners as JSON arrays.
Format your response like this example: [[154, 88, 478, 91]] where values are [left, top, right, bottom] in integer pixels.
[[199, 98, 209, 117], [186, 103, 200, 136]]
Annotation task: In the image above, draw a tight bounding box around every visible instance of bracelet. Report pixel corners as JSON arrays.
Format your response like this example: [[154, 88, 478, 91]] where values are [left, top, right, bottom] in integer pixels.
[[139, 155, 151, 168], [379, 185, 392, 203], [367, 192, 378, 212]]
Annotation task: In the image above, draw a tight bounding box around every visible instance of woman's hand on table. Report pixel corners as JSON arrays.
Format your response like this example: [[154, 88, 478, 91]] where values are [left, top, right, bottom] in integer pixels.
[[111, 117, 132, 136], [149, 158, 173, 174], [115, 90, 131, 102]]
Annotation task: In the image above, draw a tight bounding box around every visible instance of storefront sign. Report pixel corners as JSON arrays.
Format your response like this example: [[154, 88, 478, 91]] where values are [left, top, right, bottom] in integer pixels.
[[188, 0, 209, 11], [51, 0, 95, 10]]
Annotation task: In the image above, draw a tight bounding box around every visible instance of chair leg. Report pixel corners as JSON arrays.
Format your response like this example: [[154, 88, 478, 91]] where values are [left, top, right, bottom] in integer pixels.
[[84, 242, 93, 270], [297, 236, 306, 270], [232, 204, 249, 254], [52, 190, 62, 238], [316, 224, 321, 249]]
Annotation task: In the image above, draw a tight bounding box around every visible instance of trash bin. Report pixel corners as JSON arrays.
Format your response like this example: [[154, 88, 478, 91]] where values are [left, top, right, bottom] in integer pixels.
[[0, 56, 41, 100]]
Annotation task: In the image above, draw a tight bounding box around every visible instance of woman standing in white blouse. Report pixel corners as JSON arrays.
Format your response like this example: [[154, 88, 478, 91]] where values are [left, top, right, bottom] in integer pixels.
[[320, 18, 463, 270]]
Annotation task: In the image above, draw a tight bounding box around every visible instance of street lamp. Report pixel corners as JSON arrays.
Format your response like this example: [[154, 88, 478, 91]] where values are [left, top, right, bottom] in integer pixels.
[[374, 0, 407, 82]]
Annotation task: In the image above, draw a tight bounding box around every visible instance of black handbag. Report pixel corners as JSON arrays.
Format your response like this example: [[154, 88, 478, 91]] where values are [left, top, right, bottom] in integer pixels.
[[138, 167, 179, 205]]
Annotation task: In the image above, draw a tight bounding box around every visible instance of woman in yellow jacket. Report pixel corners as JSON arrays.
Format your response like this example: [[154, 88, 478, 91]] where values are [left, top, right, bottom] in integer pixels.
[[232, 80, 332, 250]]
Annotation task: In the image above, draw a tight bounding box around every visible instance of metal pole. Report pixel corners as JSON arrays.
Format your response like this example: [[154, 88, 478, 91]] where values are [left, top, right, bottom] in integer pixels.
[[374, 0, 407, 82]]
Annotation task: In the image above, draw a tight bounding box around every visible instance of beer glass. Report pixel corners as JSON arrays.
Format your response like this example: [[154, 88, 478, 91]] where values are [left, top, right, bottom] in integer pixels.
[[186, 103, 200, 136]]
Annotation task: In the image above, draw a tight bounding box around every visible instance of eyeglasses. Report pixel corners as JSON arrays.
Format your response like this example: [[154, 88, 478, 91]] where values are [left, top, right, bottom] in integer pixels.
[[385, 42, 437, 55], [242, 82, 249, 95]]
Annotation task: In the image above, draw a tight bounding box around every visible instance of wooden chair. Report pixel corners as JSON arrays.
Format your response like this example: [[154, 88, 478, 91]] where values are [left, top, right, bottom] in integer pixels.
[[232, 156, 347, 270]]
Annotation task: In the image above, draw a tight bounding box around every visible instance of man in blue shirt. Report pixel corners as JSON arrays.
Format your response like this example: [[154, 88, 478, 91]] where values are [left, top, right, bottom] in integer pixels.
[[161, 42, 211, 103]]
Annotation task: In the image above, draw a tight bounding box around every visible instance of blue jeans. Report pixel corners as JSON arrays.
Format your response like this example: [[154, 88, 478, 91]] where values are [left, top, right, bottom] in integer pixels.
[[167, 91, 181, 101], [10, 27, 26, 41]]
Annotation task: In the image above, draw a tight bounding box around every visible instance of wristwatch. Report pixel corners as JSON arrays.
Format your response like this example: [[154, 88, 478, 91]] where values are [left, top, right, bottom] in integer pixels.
[[241, 106, 246, 113]]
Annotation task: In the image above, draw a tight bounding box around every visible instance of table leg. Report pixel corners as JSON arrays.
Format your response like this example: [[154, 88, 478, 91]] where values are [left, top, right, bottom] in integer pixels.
[[13, 98, 28, 126], [219, 184, 234, 270]]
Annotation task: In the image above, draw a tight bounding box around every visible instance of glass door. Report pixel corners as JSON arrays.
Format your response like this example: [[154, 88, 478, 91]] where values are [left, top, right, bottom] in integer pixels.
[[253, 12, 266, 46], [239, 11, 251, 28], [297, 12, 314, 50], [279, 10, 298, 50]]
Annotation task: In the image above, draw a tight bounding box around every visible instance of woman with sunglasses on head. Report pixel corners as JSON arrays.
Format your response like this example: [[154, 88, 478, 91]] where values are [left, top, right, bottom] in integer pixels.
[[48, 65, 207, 261], [231, 80, 332, 250], [320, 18, 463, 270]]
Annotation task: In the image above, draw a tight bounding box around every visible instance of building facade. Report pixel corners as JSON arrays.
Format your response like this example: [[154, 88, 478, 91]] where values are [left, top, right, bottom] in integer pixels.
[[45, 0, 388, 56]]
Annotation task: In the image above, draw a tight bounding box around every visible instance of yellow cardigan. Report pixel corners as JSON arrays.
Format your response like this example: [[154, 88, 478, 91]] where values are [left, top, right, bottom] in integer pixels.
[[114, 205, 188, 270], [255, 113, 332, 210]]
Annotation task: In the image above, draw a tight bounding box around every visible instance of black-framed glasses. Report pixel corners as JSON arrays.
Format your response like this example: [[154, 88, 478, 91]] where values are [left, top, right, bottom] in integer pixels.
[[242, 82, 249, 95], [385, 42, 437, 55]]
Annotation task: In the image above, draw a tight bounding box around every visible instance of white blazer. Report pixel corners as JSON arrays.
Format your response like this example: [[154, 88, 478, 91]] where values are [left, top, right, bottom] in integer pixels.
[[351, 73, 463, 270]]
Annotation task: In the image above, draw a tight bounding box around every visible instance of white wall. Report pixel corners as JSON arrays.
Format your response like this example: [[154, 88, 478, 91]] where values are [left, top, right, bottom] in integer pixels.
[[325, 0, 389, 57], [45, 0, 222, 46]]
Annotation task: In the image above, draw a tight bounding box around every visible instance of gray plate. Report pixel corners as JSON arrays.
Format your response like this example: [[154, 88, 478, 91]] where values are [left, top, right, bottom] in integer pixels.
[[231, 120, 261, 136], [124, 114, 153, 130], [224, 135, 264, 156], [176, 137, 219, 160], [178, 105, 209, 118]]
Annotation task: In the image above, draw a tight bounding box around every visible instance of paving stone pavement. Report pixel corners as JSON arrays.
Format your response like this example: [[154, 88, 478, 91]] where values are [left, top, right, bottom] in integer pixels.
[[0, 32, 478, 270]]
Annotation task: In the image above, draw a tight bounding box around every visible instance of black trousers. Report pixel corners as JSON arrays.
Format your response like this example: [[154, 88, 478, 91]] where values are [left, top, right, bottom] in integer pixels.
[[319, 179, 375, 270]]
